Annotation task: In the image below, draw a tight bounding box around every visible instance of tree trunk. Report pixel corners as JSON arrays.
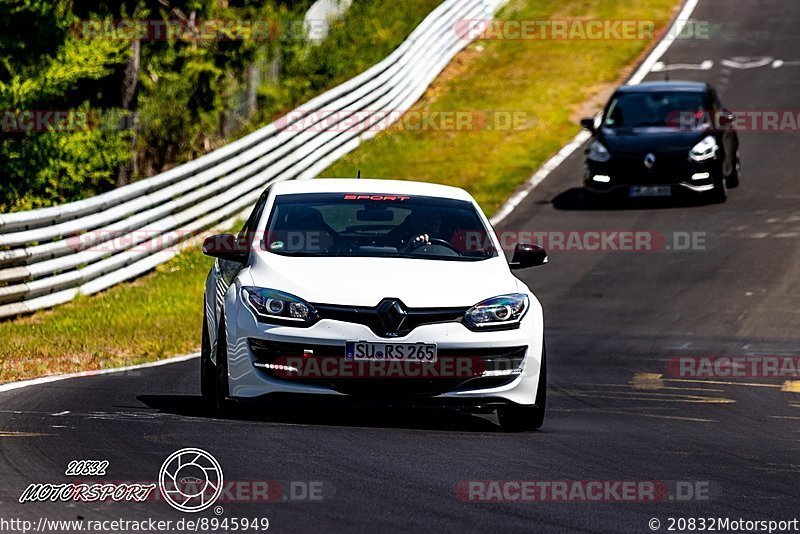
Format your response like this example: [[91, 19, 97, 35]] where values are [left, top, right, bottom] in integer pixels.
[[116, 37, 140, 187]]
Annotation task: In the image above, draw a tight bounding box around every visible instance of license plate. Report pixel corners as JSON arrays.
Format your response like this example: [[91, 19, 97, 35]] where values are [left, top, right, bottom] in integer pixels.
[[345, 341, 437, 363], [629, 185, 672, 198]]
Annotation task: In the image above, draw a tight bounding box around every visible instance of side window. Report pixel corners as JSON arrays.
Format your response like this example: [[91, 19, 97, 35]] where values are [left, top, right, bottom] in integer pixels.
[[238, 188, 270, 248]]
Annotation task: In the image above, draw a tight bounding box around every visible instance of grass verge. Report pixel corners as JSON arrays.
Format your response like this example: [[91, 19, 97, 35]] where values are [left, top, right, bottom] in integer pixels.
[[0, 0, 680, 383]]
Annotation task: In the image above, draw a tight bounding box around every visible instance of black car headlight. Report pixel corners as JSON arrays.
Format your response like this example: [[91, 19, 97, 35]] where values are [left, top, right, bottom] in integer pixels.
[[463, 293, 529, 331], [586, 140, 611, 163], [241, 287, 318, 325], [689, 135, 719, 162]]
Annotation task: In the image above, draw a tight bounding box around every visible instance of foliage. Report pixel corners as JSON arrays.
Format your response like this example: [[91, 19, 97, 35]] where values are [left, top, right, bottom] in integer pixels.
[[0, 1, 132, 211], [0, 0, 440, 212]]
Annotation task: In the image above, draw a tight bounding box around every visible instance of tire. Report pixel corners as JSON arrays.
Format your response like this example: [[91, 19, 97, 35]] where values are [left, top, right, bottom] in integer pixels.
[[200, 318, 216, 405], [498, 344, 547, 432], [726, 151, 741, 189], [214, 321, 235, 417]]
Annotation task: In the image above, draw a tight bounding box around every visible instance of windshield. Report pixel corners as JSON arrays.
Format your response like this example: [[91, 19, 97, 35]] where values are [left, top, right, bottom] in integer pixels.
[[262, 192, 497, 261], [604, 91, 708, 128]]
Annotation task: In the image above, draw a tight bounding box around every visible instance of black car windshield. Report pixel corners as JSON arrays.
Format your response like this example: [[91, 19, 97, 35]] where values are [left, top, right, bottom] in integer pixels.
[[603, 91, 708, 128], [262, 192, 497, 261]]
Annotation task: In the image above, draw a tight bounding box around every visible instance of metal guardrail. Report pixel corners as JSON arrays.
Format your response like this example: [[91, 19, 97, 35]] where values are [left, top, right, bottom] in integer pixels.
[[0, 0, 507, 319]]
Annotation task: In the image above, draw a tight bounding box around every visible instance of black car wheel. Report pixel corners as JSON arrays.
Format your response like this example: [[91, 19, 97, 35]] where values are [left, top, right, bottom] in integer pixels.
[[498, 344, 547, 432], [214, 321, 235, 417], [726, 150, 741, 189], [200, 318, 216, 405]]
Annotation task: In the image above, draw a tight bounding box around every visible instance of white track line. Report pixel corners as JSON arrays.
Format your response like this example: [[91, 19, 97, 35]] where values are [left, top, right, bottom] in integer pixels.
[[0, 353, 199, 395], [490, 0, 702, 225]]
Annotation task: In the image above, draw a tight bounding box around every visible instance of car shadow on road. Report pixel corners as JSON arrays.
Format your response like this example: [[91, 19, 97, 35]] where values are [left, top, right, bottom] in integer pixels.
[[137, 394, 503, 433], [551, 187, 712, 211]]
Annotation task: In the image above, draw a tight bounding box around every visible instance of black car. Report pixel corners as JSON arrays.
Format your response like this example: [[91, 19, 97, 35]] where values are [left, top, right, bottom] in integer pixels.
[[580, 81, 740, 205]]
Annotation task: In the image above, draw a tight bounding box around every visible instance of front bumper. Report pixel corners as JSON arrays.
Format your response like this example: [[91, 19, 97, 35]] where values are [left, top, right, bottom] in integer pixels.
[[224, 292, 544, 407], [583, 156, 721, 195]]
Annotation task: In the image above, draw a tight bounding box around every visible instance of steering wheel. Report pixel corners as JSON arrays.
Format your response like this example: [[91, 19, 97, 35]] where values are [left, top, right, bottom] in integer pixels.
[[404, 237, 461, 253]]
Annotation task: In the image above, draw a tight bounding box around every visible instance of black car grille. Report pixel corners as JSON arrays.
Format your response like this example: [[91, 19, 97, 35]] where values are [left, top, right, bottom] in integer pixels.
[[313, 299, 469, 338], [606, 152, 691, 184], [248, 339, 527, 396]]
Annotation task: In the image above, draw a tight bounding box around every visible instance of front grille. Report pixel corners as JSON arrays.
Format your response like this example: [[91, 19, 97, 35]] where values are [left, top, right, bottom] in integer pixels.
[[608, 152, 690, 184], [313, 299, 468, 338], [248, 339, 527, 396]]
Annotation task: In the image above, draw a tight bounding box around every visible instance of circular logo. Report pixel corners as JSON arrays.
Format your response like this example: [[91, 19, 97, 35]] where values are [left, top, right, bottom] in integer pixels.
[[159, 448, 223, 513]]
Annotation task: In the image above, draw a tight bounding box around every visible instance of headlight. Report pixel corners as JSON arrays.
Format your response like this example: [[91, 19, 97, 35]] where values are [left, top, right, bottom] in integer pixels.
[[241, 287, 318, 324], [463, 294, 529, 331], [586, 140, 611, 162], [689, 135, 718, 161]]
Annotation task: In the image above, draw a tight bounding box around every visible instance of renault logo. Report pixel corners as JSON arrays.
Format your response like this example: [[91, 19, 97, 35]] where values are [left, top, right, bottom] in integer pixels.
[[644, 153, 657, 170], [376, 298, 407, 337]]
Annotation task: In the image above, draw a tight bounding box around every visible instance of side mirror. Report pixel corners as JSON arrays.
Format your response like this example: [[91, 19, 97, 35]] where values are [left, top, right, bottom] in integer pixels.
[[510, 243, 548, 270], [717, 110, 735, 128], [580, 117, 597, 133], [202, 234, 249, 263]]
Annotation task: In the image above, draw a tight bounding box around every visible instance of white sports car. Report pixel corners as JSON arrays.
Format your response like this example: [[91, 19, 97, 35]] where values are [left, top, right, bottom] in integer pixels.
[[200, 179, 548, 431]]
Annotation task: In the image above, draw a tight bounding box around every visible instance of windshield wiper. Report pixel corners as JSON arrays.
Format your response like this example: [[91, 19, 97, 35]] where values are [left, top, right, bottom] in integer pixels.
[[276, 251, 326, 257]]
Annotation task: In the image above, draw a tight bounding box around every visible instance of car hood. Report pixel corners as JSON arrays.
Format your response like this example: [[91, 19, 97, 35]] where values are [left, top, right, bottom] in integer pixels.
[[245, 252, 520, 308], [599, 127, 707, 156]]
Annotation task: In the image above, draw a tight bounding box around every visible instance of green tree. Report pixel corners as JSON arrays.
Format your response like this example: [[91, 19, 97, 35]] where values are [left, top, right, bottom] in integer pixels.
[[0, 0, 133, 211]]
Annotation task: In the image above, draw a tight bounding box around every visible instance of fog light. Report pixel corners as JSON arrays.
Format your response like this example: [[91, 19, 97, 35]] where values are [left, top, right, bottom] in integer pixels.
[[253, 362, 300, 373], [691, 172, 710, 180], [592, 175, 611, 183], [482, 368, 523, 377]]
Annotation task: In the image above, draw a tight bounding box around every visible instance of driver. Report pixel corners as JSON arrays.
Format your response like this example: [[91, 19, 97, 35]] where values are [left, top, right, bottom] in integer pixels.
[[389, 207, 443, 250]]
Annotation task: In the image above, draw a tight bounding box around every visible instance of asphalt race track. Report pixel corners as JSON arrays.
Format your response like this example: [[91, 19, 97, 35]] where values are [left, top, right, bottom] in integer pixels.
[[1, 0, 799, 532]]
